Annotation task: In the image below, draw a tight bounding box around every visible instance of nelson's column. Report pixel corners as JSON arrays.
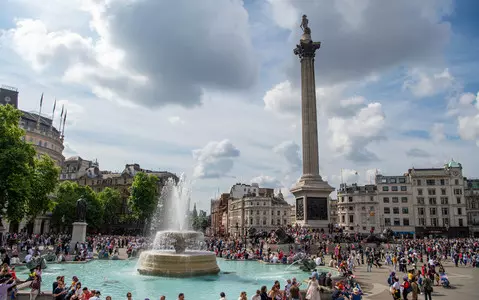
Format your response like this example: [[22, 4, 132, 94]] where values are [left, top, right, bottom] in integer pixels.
[[291, 15, 334, 230]]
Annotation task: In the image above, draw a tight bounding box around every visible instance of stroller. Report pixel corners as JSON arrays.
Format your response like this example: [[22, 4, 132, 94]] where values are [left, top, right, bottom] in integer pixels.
[[440, 273, 450, 288]]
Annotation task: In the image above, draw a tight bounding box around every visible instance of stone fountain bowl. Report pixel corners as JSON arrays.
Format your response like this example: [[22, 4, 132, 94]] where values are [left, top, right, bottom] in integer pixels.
[[154, 230, 204, 241]]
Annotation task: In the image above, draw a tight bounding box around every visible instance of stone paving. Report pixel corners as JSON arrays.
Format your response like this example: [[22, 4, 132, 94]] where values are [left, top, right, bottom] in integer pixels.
[[351, 260, 478, 300]]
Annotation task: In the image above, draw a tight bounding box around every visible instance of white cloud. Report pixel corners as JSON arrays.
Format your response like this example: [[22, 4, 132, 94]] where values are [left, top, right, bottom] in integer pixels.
[[250, 175, 282, 189], [168, 116, 185, 125], [406, 148, 431, 158], [328, 103, 386, 162], [273, 141, 301, 172], [404, 68, 455, 98], [430, 123, 445, 143], [192, 140, 240, 179], [263, 80, 299, 117]]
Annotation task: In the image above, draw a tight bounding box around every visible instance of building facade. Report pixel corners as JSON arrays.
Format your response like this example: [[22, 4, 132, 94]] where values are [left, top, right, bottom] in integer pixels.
[[336, 183, 379, 234], [376, 174, 414, 236], [227, 191, 292, 237], [465, 179, 479, 237], [408, 160, 469, 238], [210, 193, 230, 237]]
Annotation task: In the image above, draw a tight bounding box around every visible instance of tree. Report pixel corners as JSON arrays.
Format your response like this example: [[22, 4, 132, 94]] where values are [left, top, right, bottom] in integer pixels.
[[52, 181, 104, 232], [98, 187, 122, 232], [27, 155, 60, 220], [128, 172, 159, 234], [192, 210, 209, 232], [0, 104, 36, 222]]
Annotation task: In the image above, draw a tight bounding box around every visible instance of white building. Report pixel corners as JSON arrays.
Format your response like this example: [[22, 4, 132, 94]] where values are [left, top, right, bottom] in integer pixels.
[[228, 191, 292, 236], [465, 179, 479, 237], [336, 183, 379, 234], [229, 183, 259, 199], [408, 160, 469, 238], [376, 174, 414, 236]]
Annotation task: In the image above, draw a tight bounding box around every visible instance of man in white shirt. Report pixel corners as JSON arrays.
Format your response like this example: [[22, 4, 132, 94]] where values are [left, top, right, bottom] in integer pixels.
[[24, 253, 33, 263]]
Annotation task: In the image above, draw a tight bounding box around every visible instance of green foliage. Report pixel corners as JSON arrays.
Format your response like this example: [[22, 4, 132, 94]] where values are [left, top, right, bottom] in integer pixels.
[[0, 104, 36, 222], [27, 155, 60, 220], [52, 181, 104, 230], [128, 172, 159, 221], [192, 210, 209, 232], [98, 187, 122, 225]]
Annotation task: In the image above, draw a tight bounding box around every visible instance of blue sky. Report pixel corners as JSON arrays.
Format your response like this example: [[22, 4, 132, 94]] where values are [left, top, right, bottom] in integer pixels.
[[1, 0, 479, 212]]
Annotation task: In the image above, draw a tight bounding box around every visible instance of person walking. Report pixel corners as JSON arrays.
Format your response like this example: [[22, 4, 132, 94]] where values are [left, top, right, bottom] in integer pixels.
[[423, 276, 433, 300]]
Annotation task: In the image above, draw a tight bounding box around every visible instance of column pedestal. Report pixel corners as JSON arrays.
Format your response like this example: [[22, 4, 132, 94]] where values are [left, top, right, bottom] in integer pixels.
[[71, 222, 87, 247], [33, 218, 43, 234]]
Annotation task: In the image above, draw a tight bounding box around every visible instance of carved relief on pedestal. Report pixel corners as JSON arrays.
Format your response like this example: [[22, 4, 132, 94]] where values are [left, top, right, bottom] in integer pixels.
[[296, 198, 305, 220]]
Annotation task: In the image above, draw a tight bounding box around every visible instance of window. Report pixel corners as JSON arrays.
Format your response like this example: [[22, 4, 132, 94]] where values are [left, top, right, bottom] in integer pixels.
[[441, 188, 446, 195], [430, 207, 437, 215], [390, 178, 397, 183], [417, 197, 425, 204], [458, 208, 462, 215], [370, 196, 374, 201], [392, 197, 399, 203], [384, 218, 391, 226], [454, 189, 462, 195], [429, 198, 437, 205], [349, 215, 354, 223], [441, 197, 449, 205], [418, 189, 423, 195], [426, 179, 435, 186], [400, 186, 407, 191], [277, 219, 280, 225], [459, 219, 464, 227], [277, 211, 280, 216], [348, 196, 353, 202], [393, 207, 399, 214], [403, 218, 410, 226], [393, 218, 400, 226], [263, 211, 266, 215], [349, 206, 353, 211], [401, 197, 408, 203], [457, 197, 462, 204], [402, 207, 409, 214], [263, 219, 266, 225], [392, 186, 398, 191], [382, 186, 389, 191], [443, 218, 449, 226], [431, 218, 438, 227], [383, 197, 390, 203], [455, 179, 459, 185], [384, 207, 391, 214], [440, 179, 445, 185], [428, 189, 436, 195], [399, 178, 406, 183], [417, 179, 422, 186], [418, 218, 425, 226], [441, 207, 449, 216], [418, 207, 425, 215]]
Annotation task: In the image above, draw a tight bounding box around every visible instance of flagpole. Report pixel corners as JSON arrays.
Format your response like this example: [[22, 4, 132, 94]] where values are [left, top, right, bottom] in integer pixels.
[[36, 93, 44, 130], [50, 98, 56, 131], [59, 104, 64, 134], [340, 168, 343, 185], [61, 110, 67, 138]]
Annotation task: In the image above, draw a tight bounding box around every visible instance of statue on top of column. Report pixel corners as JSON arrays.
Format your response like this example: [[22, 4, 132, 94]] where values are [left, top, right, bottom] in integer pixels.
[[76, 197, 87, 222], [300, 15, 311, 34]]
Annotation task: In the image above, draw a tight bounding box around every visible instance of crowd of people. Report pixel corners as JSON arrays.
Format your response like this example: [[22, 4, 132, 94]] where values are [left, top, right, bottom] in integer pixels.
[[0, 229, 477, 300]]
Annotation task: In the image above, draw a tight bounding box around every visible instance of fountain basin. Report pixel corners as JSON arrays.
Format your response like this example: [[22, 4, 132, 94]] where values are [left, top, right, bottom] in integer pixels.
[[137, 250, 220, 277]]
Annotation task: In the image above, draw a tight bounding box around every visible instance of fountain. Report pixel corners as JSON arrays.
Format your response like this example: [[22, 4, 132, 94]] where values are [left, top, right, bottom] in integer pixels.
[[137, 175, 220, 277]]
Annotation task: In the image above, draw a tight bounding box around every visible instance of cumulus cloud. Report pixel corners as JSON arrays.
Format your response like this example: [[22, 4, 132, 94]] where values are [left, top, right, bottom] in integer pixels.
[[328, 103, 386, 162], [192, 139, 240, 179], [406, 148, 431, 158], [250, 175, 282, 188], [4, 0, 258, 108], [404, 68, 455, 98], [263, 81, 300, 117], [273, 141, 302, 172], [268, 0, 452, 85]]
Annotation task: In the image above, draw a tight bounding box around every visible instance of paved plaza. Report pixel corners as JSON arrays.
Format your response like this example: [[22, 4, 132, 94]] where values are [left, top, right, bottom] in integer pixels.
[[350, 260, 478, 299]]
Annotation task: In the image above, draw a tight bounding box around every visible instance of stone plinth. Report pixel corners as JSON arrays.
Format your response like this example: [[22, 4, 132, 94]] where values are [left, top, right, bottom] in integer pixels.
[[137, 250, 220, 277], [70, 222, 87, 247]]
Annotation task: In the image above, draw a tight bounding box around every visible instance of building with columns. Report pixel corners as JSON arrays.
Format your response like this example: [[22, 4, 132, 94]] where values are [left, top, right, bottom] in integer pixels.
[[227, 191, 292, 237], [336, 184, 379, 234], [465, 179, 479, 237], [408, 160, 469, 238], [376, 174, 414, 236]]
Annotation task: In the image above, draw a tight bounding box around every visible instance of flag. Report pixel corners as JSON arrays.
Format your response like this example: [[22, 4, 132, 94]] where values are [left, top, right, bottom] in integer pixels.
[[60, 104, 64, 119], [63, 110, 67, 125], [52, 98, 56, 115], [40, 93, 43, 108]]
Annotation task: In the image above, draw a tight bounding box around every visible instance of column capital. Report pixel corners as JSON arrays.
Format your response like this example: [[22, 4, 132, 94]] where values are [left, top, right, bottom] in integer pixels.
[[294, 41, 321, 59]]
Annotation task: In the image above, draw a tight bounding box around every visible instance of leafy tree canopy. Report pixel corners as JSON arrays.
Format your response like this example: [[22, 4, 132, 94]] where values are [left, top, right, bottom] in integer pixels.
[[128, 172, 159, 221], [98, 187, 122, 225]]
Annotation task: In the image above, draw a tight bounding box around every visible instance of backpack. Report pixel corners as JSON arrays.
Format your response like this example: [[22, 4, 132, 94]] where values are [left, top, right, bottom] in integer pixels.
[[404, 281, 412, 293], [387, 276, 393, 286]]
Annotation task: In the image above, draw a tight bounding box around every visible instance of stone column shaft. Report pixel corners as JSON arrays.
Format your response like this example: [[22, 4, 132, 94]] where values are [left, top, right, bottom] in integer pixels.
[[300, 56, 319, 176]]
